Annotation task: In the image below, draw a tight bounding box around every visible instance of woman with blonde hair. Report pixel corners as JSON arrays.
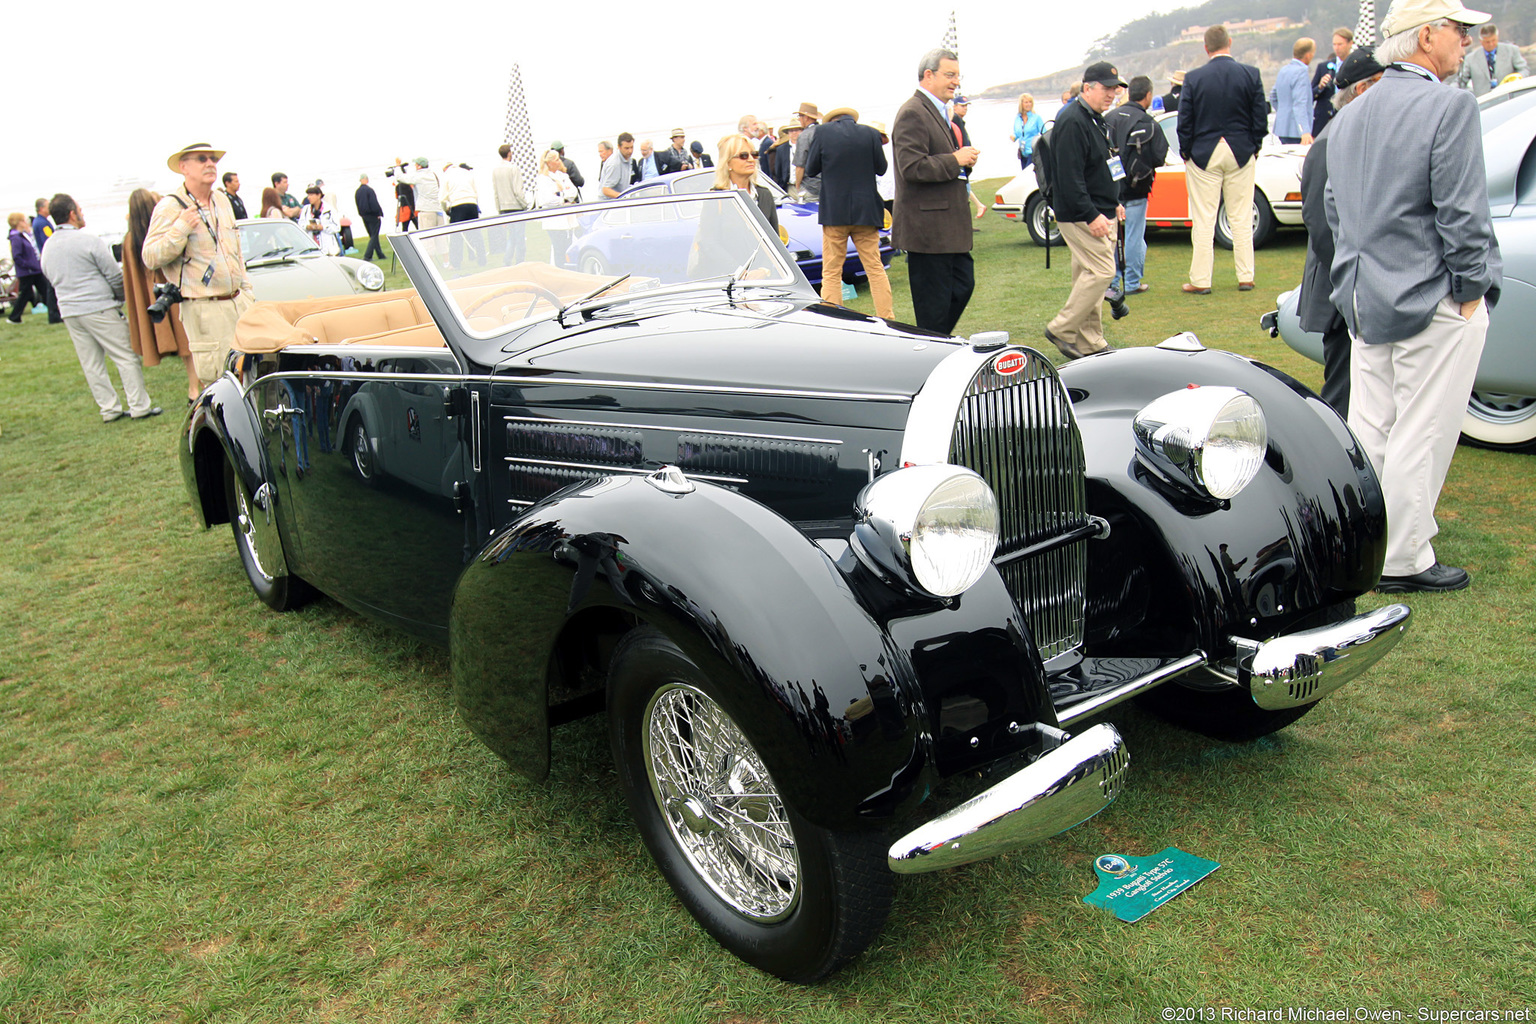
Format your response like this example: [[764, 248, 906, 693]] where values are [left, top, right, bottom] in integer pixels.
[[534, 149, 580, 265], [1011, 93, 1046, 170], [710, 133, 779, 232], [123, 189, 200, 401]]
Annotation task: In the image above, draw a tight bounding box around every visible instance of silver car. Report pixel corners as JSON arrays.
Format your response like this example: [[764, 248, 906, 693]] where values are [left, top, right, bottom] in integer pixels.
[[238, 218, 385, 301], [1273, 78, 1536, 451]]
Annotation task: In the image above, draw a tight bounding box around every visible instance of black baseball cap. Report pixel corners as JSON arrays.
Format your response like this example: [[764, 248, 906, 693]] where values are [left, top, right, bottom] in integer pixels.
[[1335, 46, 1387, 90], [1083, 61, 1128, 88]]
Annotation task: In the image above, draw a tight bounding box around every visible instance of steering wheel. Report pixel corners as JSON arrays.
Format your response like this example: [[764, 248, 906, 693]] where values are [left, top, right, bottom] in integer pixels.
[[461, 282, 563, 320]]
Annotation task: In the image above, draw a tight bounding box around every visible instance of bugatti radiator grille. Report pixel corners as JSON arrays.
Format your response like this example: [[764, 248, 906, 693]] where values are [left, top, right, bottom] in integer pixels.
[[948, 354, 1088, 660]]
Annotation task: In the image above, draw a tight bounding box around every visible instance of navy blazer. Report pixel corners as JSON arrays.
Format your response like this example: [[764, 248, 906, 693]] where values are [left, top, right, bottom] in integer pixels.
[[1176, 54, 1267, 168], [805, 115, 887, 228]]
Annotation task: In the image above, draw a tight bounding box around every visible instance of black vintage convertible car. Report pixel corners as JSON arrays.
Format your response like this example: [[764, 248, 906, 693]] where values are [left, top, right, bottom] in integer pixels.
[[181, 192, 1410, 981]]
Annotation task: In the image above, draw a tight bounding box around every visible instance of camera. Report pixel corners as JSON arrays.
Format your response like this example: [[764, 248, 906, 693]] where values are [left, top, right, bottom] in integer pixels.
[[147, 282, 183, 324], [384, 166, 396, 178], [1105, 281, 1130, 321]]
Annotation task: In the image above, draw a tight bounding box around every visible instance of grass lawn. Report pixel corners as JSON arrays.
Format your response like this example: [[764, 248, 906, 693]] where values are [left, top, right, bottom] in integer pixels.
[[2, 188, 1533, 1022]]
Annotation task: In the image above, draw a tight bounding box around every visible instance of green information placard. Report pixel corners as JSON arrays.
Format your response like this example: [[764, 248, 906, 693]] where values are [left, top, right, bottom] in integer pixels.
[[1083, 848, 1219, 923]]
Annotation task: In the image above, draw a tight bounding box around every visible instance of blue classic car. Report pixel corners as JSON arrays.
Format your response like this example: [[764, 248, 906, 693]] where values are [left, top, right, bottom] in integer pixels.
[[183, 191, 1409, 982], [1272, 77, 1536, 451], [563, 169, 893, 286]]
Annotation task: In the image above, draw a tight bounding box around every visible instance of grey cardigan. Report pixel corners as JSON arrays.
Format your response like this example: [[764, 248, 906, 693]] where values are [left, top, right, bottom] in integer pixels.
[[1324, 66, 1502, 344]]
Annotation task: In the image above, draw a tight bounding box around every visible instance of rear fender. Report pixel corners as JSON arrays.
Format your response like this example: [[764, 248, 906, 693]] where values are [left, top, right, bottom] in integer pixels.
[[179, 377, 268, 528], [450, 473, 932, 832]]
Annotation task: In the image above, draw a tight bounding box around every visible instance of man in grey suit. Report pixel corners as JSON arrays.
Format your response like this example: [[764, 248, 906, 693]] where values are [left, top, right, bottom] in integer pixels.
[[1455, 23, 1529, 95], [1325, 0, 1503, 593], [891, 47, 979, 334]]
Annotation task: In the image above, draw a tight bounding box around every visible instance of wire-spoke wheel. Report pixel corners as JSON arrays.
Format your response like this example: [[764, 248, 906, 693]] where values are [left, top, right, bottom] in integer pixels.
[[608, 627, 891, 982], [645, 682, 802, 920]]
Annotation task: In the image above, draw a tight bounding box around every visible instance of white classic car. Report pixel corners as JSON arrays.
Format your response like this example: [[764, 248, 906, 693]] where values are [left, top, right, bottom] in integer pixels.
[[238, 218, 385, 301]]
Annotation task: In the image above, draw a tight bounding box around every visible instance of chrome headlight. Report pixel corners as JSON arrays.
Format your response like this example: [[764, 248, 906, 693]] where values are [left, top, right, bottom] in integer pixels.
[[852, 465, 999, 598], [353, 261, 385, 291], [1133, 386, 1267, 500]]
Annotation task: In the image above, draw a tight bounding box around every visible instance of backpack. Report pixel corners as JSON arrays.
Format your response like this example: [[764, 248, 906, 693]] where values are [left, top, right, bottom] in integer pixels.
[[1032, 126, 1056, 206], [1120, 123, 1160, 188]]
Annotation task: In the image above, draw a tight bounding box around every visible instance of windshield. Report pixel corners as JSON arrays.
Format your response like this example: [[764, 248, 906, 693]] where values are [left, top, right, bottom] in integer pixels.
[[402, 192, 798, 339], [239, 219, 321, 260]]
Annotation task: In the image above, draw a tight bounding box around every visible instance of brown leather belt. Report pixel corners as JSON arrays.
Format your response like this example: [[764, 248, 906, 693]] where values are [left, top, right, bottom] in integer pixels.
[[190, 293, 240, 301]]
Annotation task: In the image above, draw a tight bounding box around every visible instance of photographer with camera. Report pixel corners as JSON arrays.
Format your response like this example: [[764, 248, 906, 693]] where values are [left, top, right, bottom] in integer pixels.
[[1042, 62, 1126, 362], [142, 142, 254, 387], [38, 193, 162, 422]]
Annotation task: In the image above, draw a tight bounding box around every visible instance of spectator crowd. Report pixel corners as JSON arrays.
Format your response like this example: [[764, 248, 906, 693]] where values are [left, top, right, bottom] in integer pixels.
[[4, 0, 1517, 593]]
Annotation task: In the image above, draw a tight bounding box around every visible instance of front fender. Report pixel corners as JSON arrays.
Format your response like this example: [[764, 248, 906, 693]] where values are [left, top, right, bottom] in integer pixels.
[[1060, 346, 1387, 658], [450, 474, 932, 832], [179, 376, 267, 529]]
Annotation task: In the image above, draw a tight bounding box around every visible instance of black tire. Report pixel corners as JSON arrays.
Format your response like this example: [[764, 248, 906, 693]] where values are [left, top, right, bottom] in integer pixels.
[[1461, 392, 1536, 452], [1214, 192, 1276, 251], [222, 460, 313, 612], [607, 627, 892, 983], [1024, 194, 1060, 247], [1133, 682, 1313, 742]]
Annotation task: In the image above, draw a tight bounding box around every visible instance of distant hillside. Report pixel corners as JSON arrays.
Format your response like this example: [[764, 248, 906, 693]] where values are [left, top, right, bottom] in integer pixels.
[[979, 0, 1534, 102]]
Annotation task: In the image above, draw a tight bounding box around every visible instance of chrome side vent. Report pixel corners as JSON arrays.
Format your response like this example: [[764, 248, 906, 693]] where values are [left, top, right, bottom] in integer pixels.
[[948, 350, 1089, 660], [506, 420, 642, 464], [1101, 742, 1130, 800], [676, 434, 837, 484]]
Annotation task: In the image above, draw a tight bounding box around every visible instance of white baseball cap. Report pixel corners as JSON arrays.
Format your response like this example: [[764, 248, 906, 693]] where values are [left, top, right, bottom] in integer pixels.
[[1380, 0, 1490, 37]]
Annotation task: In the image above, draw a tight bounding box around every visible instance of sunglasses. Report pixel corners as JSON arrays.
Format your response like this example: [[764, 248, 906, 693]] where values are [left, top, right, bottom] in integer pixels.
[[733, 152, 758, 161], [187, 153, 218, 163]]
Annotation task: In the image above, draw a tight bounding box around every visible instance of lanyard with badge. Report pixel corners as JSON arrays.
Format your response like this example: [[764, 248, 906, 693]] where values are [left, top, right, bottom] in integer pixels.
[[1084, 97, 1129, 181], [188, 192, 222, 287]]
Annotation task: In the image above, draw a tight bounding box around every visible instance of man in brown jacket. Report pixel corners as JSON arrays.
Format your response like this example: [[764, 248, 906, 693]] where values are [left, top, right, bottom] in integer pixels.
[[891, 48, 979, 334]]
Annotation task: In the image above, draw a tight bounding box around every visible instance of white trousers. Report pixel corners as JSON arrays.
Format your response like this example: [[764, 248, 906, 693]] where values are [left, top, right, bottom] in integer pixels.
[[1348, 296, 1488, 576], [1185, 140, 1256, 288], [64, 308, 153, 419]]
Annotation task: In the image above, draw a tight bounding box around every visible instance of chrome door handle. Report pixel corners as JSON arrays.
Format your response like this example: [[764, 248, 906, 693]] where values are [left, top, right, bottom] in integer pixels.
[[263, 404, 300, 422]]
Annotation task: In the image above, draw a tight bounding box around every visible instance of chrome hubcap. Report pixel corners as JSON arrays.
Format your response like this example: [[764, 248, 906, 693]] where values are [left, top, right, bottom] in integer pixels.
[[233, 479, 275, 583], [1467, 391, 1536, 426], [643, 683, 800, 921]]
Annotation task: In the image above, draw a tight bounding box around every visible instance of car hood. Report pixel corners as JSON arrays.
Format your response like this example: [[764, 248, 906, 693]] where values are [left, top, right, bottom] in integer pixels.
[[510, 298, 960, 401], [247, 254, 357, 301]]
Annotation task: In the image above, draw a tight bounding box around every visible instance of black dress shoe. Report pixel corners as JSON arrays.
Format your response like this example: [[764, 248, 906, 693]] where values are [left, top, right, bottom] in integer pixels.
[[130, 406, 164, 420], [1377, 562, 1470, 593]]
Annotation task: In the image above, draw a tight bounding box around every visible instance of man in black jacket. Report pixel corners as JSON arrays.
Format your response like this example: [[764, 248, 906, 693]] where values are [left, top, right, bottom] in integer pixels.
[[806, 107, 892, 318], [1106, 75, 1169, 295], [354, 174, 386, 261], [1044, 61, 1125, 361], [1177, 24, 1267, 293]]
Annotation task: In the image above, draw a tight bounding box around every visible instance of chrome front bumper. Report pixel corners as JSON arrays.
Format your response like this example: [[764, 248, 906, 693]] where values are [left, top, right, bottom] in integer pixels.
[[1235, 603, 1412, 710], [887, 723, 1128, 875]]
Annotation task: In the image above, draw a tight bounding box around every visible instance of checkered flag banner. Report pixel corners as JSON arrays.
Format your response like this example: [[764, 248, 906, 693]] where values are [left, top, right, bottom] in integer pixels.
[[942, 9, 958, 55], [502, 63, 539, 206], [1355, 0, 1376, 46]]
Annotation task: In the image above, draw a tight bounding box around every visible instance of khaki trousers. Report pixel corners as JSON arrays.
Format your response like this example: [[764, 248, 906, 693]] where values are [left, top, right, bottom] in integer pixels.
[[820, 225, 893, 319], [1348, 296, 1488, 576], [64, 308, 153, 419], [1185, 139, 1257, 288], [1046, 219, 1117, 357], [181, 292, 253, 383]]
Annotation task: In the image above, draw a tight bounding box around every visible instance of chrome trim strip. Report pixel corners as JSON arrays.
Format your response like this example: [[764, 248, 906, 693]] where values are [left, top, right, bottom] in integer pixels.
[[1055, 653, 1208, 725], [236, 367, 469, 397], [888, 723, 1128, 874], [898, 344, 1002, 466], [504, 457, 747, 485], [1236, 603, 1411, 710], [471, 390, 482, 473], [506, 377, 911, 403], [501, 416, 842, 446]]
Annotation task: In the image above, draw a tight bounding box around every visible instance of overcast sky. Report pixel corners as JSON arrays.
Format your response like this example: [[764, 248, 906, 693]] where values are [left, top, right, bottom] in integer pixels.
[[2, 0, 1166, 216]]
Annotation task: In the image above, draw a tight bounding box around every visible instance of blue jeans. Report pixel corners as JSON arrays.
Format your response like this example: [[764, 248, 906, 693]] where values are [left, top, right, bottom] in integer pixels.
[[1121, 199, 1147, 291]]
